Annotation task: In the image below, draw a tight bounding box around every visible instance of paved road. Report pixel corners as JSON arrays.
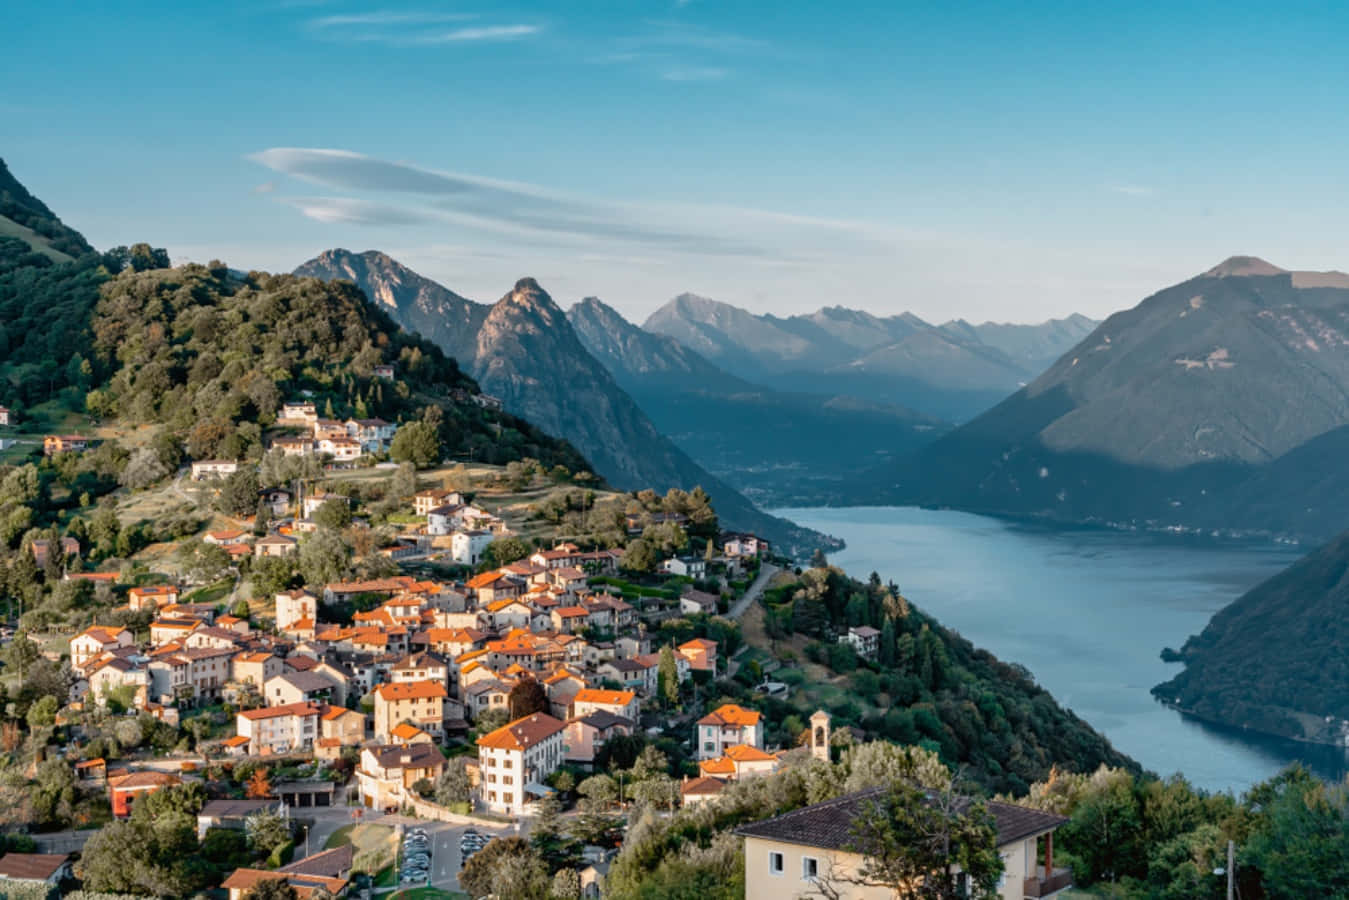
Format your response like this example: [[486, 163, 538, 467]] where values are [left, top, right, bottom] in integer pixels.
[[727, 563, 779, 620]]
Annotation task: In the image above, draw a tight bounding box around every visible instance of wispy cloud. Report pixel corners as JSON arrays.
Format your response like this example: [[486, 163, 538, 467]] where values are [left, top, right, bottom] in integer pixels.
[[252, 181, 277, 194], [1109, 184, 1155, 197], [303, 10, 540, 45], [661, 66, 728, 82], [247, 147, 898, 261], [279, 196, 435, 226], [310, 11, 476, 28]]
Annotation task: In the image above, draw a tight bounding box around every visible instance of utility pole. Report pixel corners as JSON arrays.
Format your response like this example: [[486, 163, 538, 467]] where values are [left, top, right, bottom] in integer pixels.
[[1227, 839, 1235, 900]]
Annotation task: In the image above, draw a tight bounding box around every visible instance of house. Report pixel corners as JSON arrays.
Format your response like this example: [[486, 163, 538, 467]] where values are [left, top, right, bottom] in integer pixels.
[[312, 418, 347, 441], [681, 775, 727, 808], [205, 529, 250, 546], [191, 459, 240, 480], [451, 529, 493, 565], [29, 536, 79, 570], [43, 435, 89, 456], [0, 406, 9, 427], [266, 671, 338, 707], [723, 533, 769, 558], [222, 860, 348, 900], [415, 489, 465, 516], [390, 651, 449, 686], [678, 637, 718, 673], [357, 743, 446, 811], [108, 770, 181, 818], [318, 437, 362, 461], [0, 852, 72, 885], [571, 688, 639, 722], [278, 400, 318, 425], [699, 744, 781, 781], [87, 655, 149, 703], [426, 504, 462, 536], [841, 626, 881, 661], [147, 646, 235, 703], [235, 702, 321, 755], [735, 788, 1072, 900], [477, 713, 567, 815], [232, 651, 283, 687], [272, 436, 314, 457], [258, 488, 293, 516], [597, 658, 649, 693], [563, 710, 633, 765], [128, 583, 180, 612], [464, 678, 513, 720], [318, 706, 366, 758], [680, 589, 720, 616], [301, 492, 348, 519], [697, 704, 765, 760], [71, 625, 134, 670], [551, 605, 592, 635], [196, 798, 280, 839], [468, 571, 523, 606], [275, 589, 317, 630], [662, 557, 707, 578], [254, 534, 297, 558], [345, 417, 397, 452], [373, 680, 447, 741]]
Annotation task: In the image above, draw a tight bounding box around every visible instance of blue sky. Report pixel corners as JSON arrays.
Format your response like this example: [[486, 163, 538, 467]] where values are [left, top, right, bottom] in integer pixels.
[[6, 1, 1349, 322]]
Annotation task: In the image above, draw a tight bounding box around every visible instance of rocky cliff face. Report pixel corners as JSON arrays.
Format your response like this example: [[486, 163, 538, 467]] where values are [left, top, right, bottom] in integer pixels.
[[294, 255, 840, 556], [295, 249, 487, 365]]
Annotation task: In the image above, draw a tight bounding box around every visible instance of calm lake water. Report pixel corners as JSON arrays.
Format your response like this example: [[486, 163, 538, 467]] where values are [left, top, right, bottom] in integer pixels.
[[776, 505, 1349, 795]]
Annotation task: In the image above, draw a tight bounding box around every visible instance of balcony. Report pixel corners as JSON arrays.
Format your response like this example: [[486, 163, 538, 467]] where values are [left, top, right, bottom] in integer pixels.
[[1024, 868, 1074, 897]]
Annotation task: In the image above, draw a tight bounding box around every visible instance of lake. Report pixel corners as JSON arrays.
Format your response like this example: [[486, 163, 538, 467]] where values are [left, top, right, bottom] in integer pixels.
[[776, 505, 1349, 795]]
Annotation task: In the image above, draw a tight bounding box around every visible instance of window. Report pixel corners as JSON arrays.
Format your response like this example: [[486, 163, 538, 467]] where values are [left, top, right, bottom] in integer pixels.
[[503, 776, 513, 785], [802, 857, 818, 880], [768, 852, 784, 876]]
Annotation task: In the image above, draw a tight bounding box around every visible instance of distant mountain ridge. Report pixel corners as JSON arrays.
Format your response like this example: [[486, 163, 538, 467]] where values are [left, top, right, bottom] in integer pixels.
[[568, 297, 946, 504], [642, 293, 1096, 421], [295, 250, 841, 556], [867, 256, 1349, 542]]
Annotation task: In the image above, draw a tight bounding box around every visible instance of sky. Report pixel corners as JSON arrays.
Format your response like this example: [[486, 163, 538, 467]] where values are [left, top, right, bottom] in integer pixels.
[[6, 1, 1349, 324]]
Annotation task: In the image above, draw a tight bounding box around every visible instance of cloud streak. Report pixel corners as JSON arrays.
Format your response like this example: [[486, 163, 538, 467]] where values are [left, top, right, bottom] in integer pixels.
[[248, 147, 896, 261], [303, 11, 540, 45]]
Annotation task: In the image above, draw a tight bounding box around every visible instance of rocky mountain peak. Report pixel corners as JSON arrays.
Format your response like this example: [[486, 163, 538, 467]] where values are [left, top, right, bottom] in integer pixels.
[[1203, 256, 1286, 278]]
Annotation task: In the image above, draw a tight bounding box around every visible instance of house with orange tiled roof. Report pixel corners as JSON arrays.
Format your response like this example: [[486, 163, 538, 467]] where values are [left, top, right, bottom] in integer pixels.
[[127, 583, 179, 612], [70, 625, 134, 671], [232, 651, 283, 687], [390, 722, 434, 746], [697, 743, 781, 781], [274, 589, 317, 631], [357, 742, 446, 812], [677, 637, 719, 673], [477, 712, 567, 814], [108, 770, 181, 818], [426, 627, 486, 658], [571, 687, 639, 722], [373, 680, 447, 741], [469, 570, 524, 607], [697, 703, 765, 760], [235, 701, 321, 755], [481, 596, 533, 630], [550, 605, 592, 635], [318, 705, 365, 758]]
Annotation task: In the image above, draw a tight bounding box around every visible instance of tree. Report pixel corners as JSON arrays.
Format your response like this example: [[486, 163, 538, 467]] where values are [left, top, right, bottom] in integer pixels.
[[845, 780, 1002, 900], [119, 446, 171, 489], [298, 527, 350, 586], [460, 837, 550, 900], [313, 498, 352, 530], [551, 867, 582, 900], [219, 469, 262, 517], [390, 461, 417, 499], [390, 421, 441, 467], [578, 774, 619, 807], [508, 676, 549, 719], [25, 694, 57, 729], [244, 878, 300, 900], [657, 645, 680, 707], [245, 768, 273, 799], [435, 764, 472, 806], [245, 809, 291, 858], [810, 548, 828, 569], [621, 538, 658, 574], [1244, 776, 1349, 899], [474, 706, 511, 733], [177, 538, 232, 585], [482, 535, 532, 569], [251, 554, 295, 598]]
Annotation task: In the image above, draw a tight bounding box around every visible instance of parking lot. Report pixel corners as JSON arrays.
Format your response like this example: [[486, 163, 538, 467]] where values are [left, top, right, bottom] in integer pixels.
[[385, 818, 513, 893]]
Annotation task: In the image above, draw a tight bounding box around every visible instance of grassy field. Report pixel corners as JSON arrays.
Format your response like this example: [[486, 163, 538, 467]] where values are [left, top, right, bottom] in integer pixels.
[[0, 215, 73, 263], [390, 889, 468, 900], [326, 821, 398, 862]]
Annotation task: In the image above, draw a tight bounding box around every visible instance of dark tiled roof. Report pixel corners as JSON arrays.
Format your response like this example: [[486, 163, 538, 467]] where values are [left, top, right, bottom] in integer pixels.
[[199, 798, 277, 819], [735, 788, 1067, 850], [572, 710, 631, 732], [280, 843, 353, 878], [0, 853, 68, 880], [369, 743, 445, 770]]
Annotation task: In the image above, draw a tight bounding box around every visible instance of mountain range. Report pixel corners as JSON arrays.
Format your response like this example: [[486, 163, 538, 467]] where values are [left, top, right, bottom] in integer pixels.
[[870, 256, 1349, 542], [643, 293, 1097, 421], [566, 296, 945, 504], [294, 250, 841, 556]]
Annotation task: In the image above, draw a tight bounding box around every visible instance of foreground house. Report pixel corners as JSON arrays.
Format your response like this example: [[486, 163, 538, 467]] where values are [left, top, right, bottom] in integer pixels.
[[735, 788, 1071, 900], [477, 712, 567, 815], [356, 743, 446, 811]]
